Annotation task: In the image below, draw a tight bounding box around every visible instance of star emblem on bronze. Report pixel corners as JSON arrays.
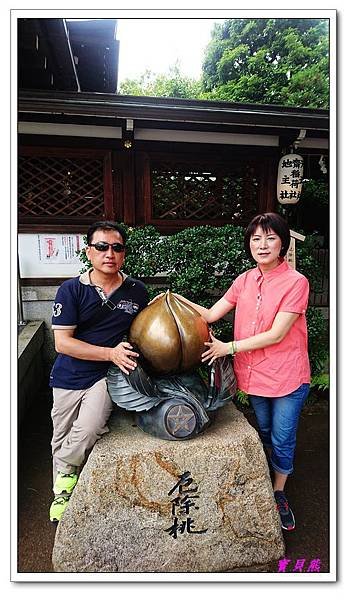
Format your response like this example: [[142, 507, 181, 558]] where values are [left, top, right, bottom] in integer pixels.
[[165, 404, 197, 438]]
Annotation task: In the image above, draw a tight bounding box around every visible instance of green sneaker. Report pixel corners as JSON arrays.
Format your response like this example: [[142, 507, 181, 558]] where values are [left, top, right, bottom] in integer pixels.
[[53, 471, 78, 495], [49, 495, 70, 523]]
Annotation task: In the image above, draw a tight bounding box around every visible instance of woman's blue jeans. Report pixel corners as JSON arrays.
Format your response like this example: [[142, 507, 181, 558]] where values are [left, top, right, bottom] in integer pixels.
[[249, 383, 310, 475]]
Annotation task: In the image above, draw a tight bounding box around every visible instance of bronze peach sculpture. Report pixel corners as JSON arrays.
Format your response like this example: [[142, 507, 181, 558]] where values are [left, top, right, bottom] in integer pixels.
[[129, 291, 210, 375], [107, 291, 236, 440]]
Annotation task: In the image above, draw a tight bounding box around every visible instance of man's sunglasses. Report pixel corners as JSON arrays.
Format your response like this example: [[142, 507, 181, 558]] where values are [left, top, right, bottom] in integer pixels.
[[89, 242, 125, 253]]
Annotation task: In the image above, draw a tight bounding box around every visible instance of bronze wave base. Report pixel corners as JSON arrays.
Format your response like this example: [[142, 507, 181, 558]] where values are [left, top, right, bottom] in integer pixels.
[[107, 356, 237, 441]]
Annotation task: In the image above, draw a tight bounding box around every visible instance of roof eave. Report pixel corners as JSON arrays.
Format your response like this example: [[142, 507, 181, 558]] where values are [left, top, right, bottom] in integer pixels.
[[18, 90, 329, 132]]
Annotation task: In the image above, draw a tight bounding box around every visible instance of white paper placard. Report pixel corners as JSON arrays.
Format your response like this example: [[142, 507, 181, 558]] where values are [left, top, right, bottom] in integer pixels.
[[37, 234, 83, 264], [18, 233, 86, 278]]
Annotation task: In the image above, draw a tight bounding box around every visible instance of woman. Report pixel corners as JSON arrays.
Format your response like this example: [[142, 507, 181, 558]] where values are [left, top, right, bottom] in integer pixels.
[[172, 212, 310, 531]]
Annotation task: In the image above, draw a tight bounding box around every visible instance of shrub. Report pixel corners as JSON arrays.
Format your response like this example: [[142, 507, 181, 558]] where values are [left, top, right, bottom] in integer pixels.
[[296, 233, 325, 292], [300, 179, 329, 207], [310, 373, 329, 391], [155, 224, 252, 336], [306, 306, 329, 376], [123, 225, 165, 277], [158, 224, 253, 299]]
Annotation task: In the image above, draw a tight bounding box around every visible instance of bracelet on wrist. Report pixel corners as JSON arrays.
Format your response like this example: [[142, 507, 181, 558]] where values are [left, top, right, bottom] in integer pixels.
[[228, 340, 237, 356]]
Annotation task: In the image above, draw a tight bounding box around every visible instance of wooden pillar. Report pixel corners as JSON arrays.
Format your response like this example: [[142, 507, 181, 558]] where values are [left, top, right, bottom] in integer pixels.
[[103, 151, 114, 220], [135, 152, 152, 226], [119, 150, 136, 225], [259, 155, 279, 213]]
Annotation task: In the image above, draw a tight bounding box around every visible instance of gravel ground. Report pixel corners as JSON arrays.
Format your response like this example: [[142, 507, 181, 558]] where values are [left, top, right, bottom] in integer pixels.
[[17, 386, 330, 575]]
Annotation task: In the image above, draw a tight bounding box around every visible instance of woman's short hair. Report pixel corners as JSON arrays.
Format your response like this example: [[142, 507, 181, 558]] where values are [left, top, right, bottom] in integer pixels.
[[244, 212, 291, 261], [86, 221, 127, 246]]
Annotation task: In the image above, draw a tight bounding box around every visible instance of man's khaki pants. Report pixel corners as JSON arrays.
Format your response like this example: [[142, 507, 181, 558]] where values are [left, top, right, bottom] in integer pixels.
[[51, 377, 113, 487]]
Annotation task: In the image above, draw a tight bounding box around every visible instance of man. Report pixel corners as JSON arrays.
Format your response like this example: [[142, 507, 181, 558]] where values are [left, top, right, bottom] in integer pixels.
[[49, 221, 149, 522]]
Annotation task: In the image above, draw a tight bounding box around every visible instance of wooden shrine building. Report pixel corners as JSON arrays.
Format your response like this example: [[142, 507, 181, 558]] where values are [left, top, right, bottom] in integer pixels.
[[17, 18, 329, 239]]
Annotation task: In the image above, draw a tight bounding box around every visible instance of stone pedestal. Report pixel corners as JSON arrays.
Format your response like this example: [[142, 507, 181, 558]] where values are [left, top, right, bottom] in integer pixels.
[[52, 404, 285, 573]]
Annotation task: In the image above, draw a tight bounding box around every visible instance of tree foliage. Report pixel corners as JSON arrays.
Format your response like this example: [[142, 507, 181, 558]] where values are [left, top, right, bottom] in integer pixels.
[[201, 18, 329, 108], [117, 19, 328, 108], [118, 62, 202, 99]]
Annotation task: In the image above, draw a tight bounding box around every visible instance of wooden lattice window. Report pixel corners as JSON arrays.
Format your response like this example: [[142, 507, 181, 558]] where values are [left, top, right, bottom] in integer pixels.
[[18, 147, 114, 230], [151, 159, 260, 224], [19, 156, 104, 217]]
